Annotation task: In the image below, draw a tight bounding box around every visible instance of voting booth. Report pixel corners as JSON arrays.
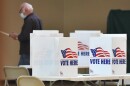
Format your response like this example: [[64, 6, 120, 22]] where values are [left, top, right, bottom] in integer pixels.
[[32, 30, 63, 37], [30, 30, 61, 66], [70, 30, 101, 68], [30, 30, 78, 78], [89, 34, 127, 75], [57, 37, 78, 77], [30, 30, 127, 86]]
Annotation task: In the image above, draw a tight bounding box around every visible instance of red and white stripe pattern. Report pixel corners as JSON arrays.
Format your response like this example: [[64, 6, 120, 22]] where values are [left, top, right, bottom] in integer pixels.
[[78, 41, 89, 50], [65, 48, 78, 58], [116, 47, 125, 57], [96, 47, 110, 57]]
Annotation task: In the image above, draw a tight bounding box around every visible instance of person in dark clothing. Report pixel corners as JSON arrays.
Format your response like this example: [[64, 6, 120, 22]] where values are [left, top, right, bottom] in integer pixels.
[[9, 2, 43, 65]]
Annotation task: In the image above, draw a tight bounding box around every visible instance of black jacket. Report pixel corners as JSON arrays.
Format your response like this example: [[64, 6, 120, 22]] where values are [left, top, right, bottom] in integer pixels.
[[18, 13, 42, 55]]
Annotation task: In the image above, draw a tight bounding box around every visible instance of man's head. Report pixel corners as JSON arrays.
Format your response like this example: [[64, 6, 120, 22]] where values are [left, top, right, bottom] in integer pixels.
[[19, 2, 33, 18]]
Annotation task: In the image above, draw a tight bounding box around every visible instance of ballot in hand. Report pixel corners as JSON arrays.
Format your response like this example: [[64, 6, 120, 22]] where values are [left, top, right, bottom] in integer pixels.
[[9, 32, 18, 40]]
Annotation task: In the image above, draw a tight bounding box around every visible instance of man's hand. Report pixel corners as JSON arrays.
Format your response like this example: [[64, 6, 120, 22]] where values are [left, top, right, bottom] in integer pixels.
[[9, 32, 18, 40]]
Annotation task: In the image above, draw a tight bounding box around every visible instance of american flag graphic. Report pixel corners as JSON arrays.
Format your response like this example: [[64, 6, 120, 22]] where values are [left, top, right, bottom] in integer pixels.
[[115, 47, 125, 57], [78, 41, 89, 50], [96, 47, 110, 57], [61, 48, 78, 58]]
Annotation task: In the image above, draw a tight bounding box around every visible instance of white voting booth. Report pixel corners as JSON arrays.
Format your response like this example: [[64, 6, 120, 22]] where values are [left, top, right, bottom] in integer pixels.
[[30, 30, 78, 78], [30, 30, 128, 85], [89, 34, 127, 75], [70, 30, 101, 68], [32, 30, 63, 37], [30, 30, 61, 66], [57, 38, 78, 77]]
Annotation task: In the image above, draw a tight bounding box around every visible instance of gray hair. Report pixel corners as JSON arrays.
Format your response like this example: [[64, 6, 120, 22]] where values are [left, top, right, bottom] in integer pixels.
[[21, 2, 33, 13]]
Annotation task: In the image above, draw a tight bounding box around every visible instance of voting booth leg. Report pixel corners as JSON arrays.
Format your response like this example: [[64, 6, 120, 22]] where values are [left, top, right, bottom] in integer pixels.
[[83, 81, 89, 86], [122, 79, 124, 86], [49, 81, 55, 86], [84, 81, 98, 86], [98, 80, 102, 86]]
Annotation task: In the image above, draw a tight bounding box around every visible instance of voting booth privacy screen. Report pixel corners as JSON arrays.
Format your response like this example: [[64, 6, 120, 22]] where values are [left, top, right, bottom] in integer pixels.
[[89, 34, 126, 75], [70, 30, 101, 68], [30, 30, 78, 77], [30, 30, 127, 78]]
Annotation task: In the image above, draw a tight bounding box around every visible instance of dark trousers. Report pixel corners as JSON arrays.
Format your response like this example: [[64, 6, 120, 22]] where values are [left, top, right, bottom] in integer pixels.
[[18, 54, 30, 65], [18, 54, 32, 75]]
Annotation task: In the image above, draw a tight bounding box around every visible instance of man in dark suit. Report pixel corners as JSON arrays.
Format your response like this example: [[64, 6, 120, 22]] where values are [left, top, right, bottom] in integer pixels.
[[9, 2, 43, 65]]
